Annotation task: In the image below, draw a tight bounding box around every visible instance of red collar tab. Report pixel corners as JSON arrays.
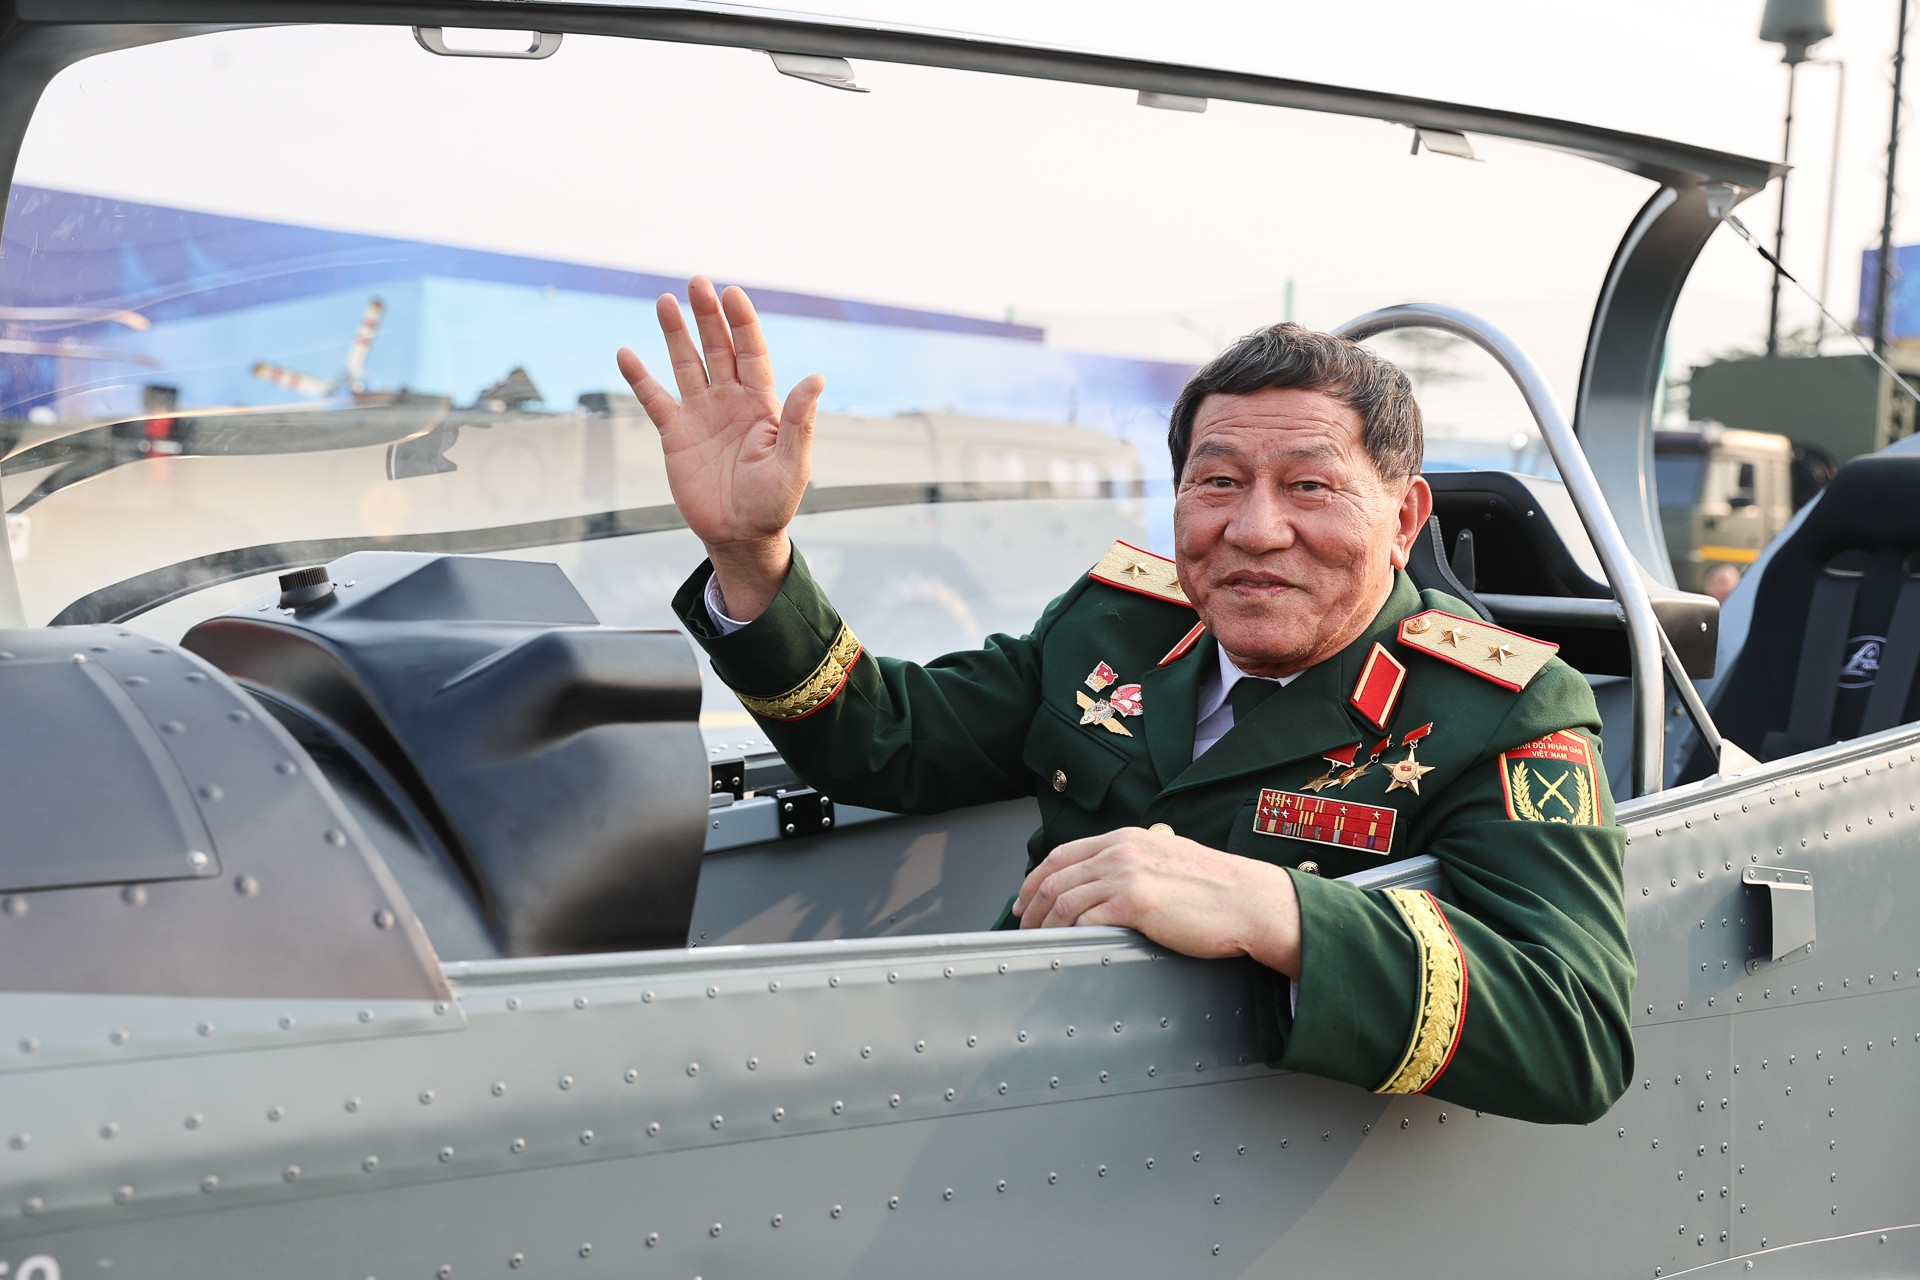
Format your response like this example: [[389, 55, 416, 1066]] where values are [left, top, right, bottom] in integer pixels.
[[1156, 621, 1208, 668], [1349, 642, 1408, 731], [1322, 742, 1363, 767], [1401, 722, 1433, 745]]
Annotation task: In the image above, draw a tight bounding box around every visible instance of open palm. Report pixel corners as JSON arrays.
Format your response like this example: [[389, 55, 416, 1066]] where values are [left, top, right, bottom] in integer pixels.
[[617, 277, 824, 555]]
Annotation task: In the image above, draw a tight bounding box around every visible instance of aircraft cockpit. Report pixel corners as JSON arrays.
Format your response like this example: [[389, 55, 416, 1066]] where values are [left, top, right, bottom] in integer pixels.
[[6, 12, 1920, 1279]]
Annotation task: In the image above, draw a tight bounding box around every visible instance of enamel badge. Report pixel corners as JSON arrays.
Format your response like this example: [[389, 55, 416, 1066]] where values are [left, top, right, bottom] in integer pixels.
[[1253, 789, 1396, 855], [1384, 722, 1435, 794], [1075, 667, 1143, 737]]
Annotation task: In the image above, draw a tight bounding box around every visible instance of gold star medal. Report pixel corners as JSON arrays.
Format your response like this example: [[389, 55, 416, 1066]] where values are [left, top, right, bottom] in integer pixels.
[[1337, 734, 1393, 788], [1384, 722, 1435, 794], [1303, 742, 1362, 793]]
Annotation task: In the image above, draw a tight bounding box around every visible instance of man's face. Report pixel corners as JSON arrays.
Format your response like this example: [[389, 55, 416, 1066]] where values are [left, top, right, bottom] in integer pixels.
[[1173, 386, 1430, 679]]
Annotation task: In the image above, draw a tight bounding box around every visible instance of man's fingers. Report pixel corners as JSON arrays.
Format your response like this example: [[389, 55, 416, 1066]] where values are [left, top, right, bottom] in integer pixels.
[[1022, 858, 1110, 930], [777, 375, 824, 469], [722, 286, 776, 392], [688, 276, 739, 386], [657, 293, 709, 403], [1039, 880, 1122, 930], [615, 347, 680, 432], [1012, 836, 1103, 918]]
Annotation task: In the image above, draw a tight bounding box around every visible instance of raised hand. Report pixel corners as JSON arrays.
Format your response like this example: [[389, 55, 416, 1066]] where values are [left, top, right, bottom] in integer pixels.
[[618, 277, 824, 622]]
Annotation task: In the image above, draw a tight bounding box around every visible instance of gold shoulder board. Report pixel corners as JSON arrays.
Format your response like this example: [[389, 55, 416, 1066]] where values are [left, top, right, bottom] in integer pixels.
[[1089, 541, 1192, 608], [1397, 608, 1557, 692]]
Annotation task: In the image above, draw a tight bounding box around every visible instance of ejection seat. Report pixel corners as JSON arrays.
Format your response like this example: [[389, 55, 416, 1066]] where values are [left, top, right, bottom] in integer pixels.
[[1693, 453, 1920, 774]]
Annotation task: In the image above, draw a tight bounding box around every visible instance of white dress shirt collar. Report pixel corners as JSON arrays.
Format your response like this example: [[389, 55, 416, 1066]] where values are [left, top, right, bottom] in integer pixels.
[[1191, 643, 1300, 761]]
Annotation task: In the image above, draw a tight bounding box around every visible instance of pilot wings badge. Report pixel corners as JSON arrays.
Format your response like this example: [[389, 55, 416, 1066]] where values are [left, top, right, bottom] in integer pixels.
[[1498, 730, 1599, 825], [1075, 684, 1141, 737]]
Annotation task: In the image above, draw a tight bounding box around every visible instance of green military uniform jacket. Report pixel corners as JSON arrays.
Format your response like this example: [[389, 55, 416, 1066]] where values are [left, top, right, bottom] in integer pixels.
[[673, 542, 1635, 1125]]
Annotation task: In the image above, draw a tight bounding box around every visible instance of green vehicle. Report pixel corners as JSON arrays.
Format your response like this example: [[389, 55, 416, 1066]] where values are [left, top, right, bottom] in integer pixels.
[[1654, 423, 1795, 592]]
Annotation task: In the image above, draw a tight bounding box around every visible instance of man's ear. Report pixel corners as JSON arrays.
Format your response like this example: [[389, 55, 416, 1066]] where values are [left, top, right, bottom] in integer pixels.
[[1387, 476, 1433, 570]]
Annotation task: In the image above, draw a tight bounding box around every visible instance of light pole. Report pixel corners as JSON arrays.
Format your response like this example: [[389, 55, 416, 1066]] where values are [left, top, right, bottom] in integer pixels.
[[1812, 58, 1846, 344], [1875, 0, 1913, 357], [1760, 0, 1835, 357]]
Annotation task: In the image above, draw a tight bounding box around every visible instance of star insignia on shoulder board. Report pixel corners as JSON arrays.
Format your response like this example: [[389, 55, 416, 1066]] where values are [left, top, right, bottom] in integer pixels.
[[1125, 560, 1152, 580], [1398, 608, 1559, 692]]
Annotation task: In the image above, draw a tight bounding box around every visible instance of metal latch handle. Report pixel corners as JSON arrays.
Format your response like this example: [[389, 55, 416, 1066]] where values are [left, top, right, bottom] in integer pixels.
[[1743, 865, 1814, 972], [413, 28, 563, 60]]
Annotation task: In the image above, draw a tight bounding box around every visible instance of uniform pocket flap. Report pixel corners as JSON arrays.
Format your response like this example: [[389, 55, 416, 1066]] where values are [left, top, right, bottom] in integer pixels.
[[1022, 700, 1132, 810]]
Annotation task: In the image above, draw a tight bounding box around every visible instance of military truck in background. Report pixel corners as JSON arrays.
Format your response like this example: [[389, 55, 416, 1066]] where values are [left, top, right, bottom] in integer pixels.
[[1688, 352, 1916, 503], [1653, 422, 1794, 592], [1662, 349, 1920, 589]]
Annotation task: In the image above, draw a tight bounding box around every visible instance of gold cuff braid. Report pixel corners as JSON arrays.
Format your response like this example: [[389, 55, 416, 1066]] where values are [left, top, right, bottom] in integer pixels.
[[1374, 888, 1468, 1095], [732, 622, 863, 721]]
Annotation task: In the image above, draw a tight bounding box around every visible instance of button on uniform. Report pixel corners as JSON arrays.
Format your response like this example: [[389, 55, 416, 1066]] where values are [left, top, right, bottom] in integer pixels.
[[1297, 861, 1321, 875], [1052, 769, 1068, 793]]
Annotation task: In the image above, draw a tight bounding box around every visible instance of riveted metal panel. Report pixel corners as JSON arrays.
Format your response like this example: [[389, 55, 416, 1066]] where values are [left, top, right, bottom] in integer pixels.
[[1732, 989, 1920, 1256], [0, 916, 1915, 1277], [1687, 1223, 1920, 1277], [0, 627, 447, 1002], [1620, 725, 1920, 1032]]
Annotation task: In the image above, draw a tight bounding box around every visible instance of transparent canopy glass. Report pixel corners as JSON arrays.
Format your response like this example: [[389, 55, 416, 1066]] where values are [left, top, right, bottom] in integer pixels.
[[0, 24, 1655, 726]]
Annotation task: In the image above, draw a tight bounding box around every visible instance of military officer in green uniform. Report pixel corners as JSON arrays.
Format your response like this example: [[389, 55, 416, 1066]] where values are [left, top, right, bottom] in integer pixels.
[[617, 278, 1633, 1126]]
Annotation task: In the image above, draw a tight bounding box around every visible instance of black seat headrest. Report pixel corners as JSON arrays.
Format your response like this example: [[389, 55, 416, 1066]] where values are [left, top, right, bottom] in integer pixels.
[[1405, 515, 1493, 621], [1690, 453, 1920, 778]]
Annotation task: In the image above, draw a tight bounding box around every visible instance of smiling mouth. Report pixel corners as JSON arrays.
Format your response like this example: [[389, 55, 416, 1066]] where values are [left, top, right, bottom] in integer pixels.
[[1221, 573, 1296, 597]]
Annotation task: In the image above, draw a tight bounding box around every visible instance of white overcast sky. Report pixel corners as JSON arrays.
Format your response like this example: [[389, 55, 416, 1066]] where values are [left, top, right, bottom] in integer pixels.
[[13, 0, 1918, 437], [832, 0, 1920, 354]]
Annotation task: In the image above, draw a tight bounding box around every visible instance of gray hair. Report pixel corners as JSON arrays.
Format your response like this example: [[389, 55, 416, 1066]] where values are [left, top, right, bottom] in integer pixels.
[[1166, 323, 1423, 481]]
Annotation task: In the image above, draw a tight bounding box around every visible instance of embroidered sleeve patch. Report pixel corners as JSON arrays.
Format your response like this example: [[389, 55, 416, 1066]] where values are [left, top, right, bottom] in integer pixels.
[[1374, 888, 1468, 1095], [733, 622, 863, 722], [1498, 729, 1600, 825]]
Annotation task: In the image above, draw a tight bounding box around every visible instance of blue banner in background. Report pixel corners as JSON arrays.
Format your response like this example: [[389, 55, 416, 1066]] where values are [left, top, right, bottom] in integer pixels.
[[0, 185, 1192, 454], [1856, 244, 1920, 339]]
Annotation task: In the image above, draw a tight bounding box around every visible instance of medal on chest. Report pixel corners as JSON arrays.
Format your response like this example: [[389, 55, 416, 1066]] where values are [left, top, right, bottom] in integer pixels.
[[1302, 742, 1362, 793], [1384, 722, 1435, 794], [1337, 734, 1393, 788], [1075, 661, 1143, 737]]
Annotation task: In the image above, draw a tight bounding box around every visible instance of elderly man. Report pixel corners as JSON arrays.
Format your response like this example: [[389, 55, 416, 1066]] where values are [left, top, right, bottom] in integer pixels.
[[618, 278, 1633, 1125]]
